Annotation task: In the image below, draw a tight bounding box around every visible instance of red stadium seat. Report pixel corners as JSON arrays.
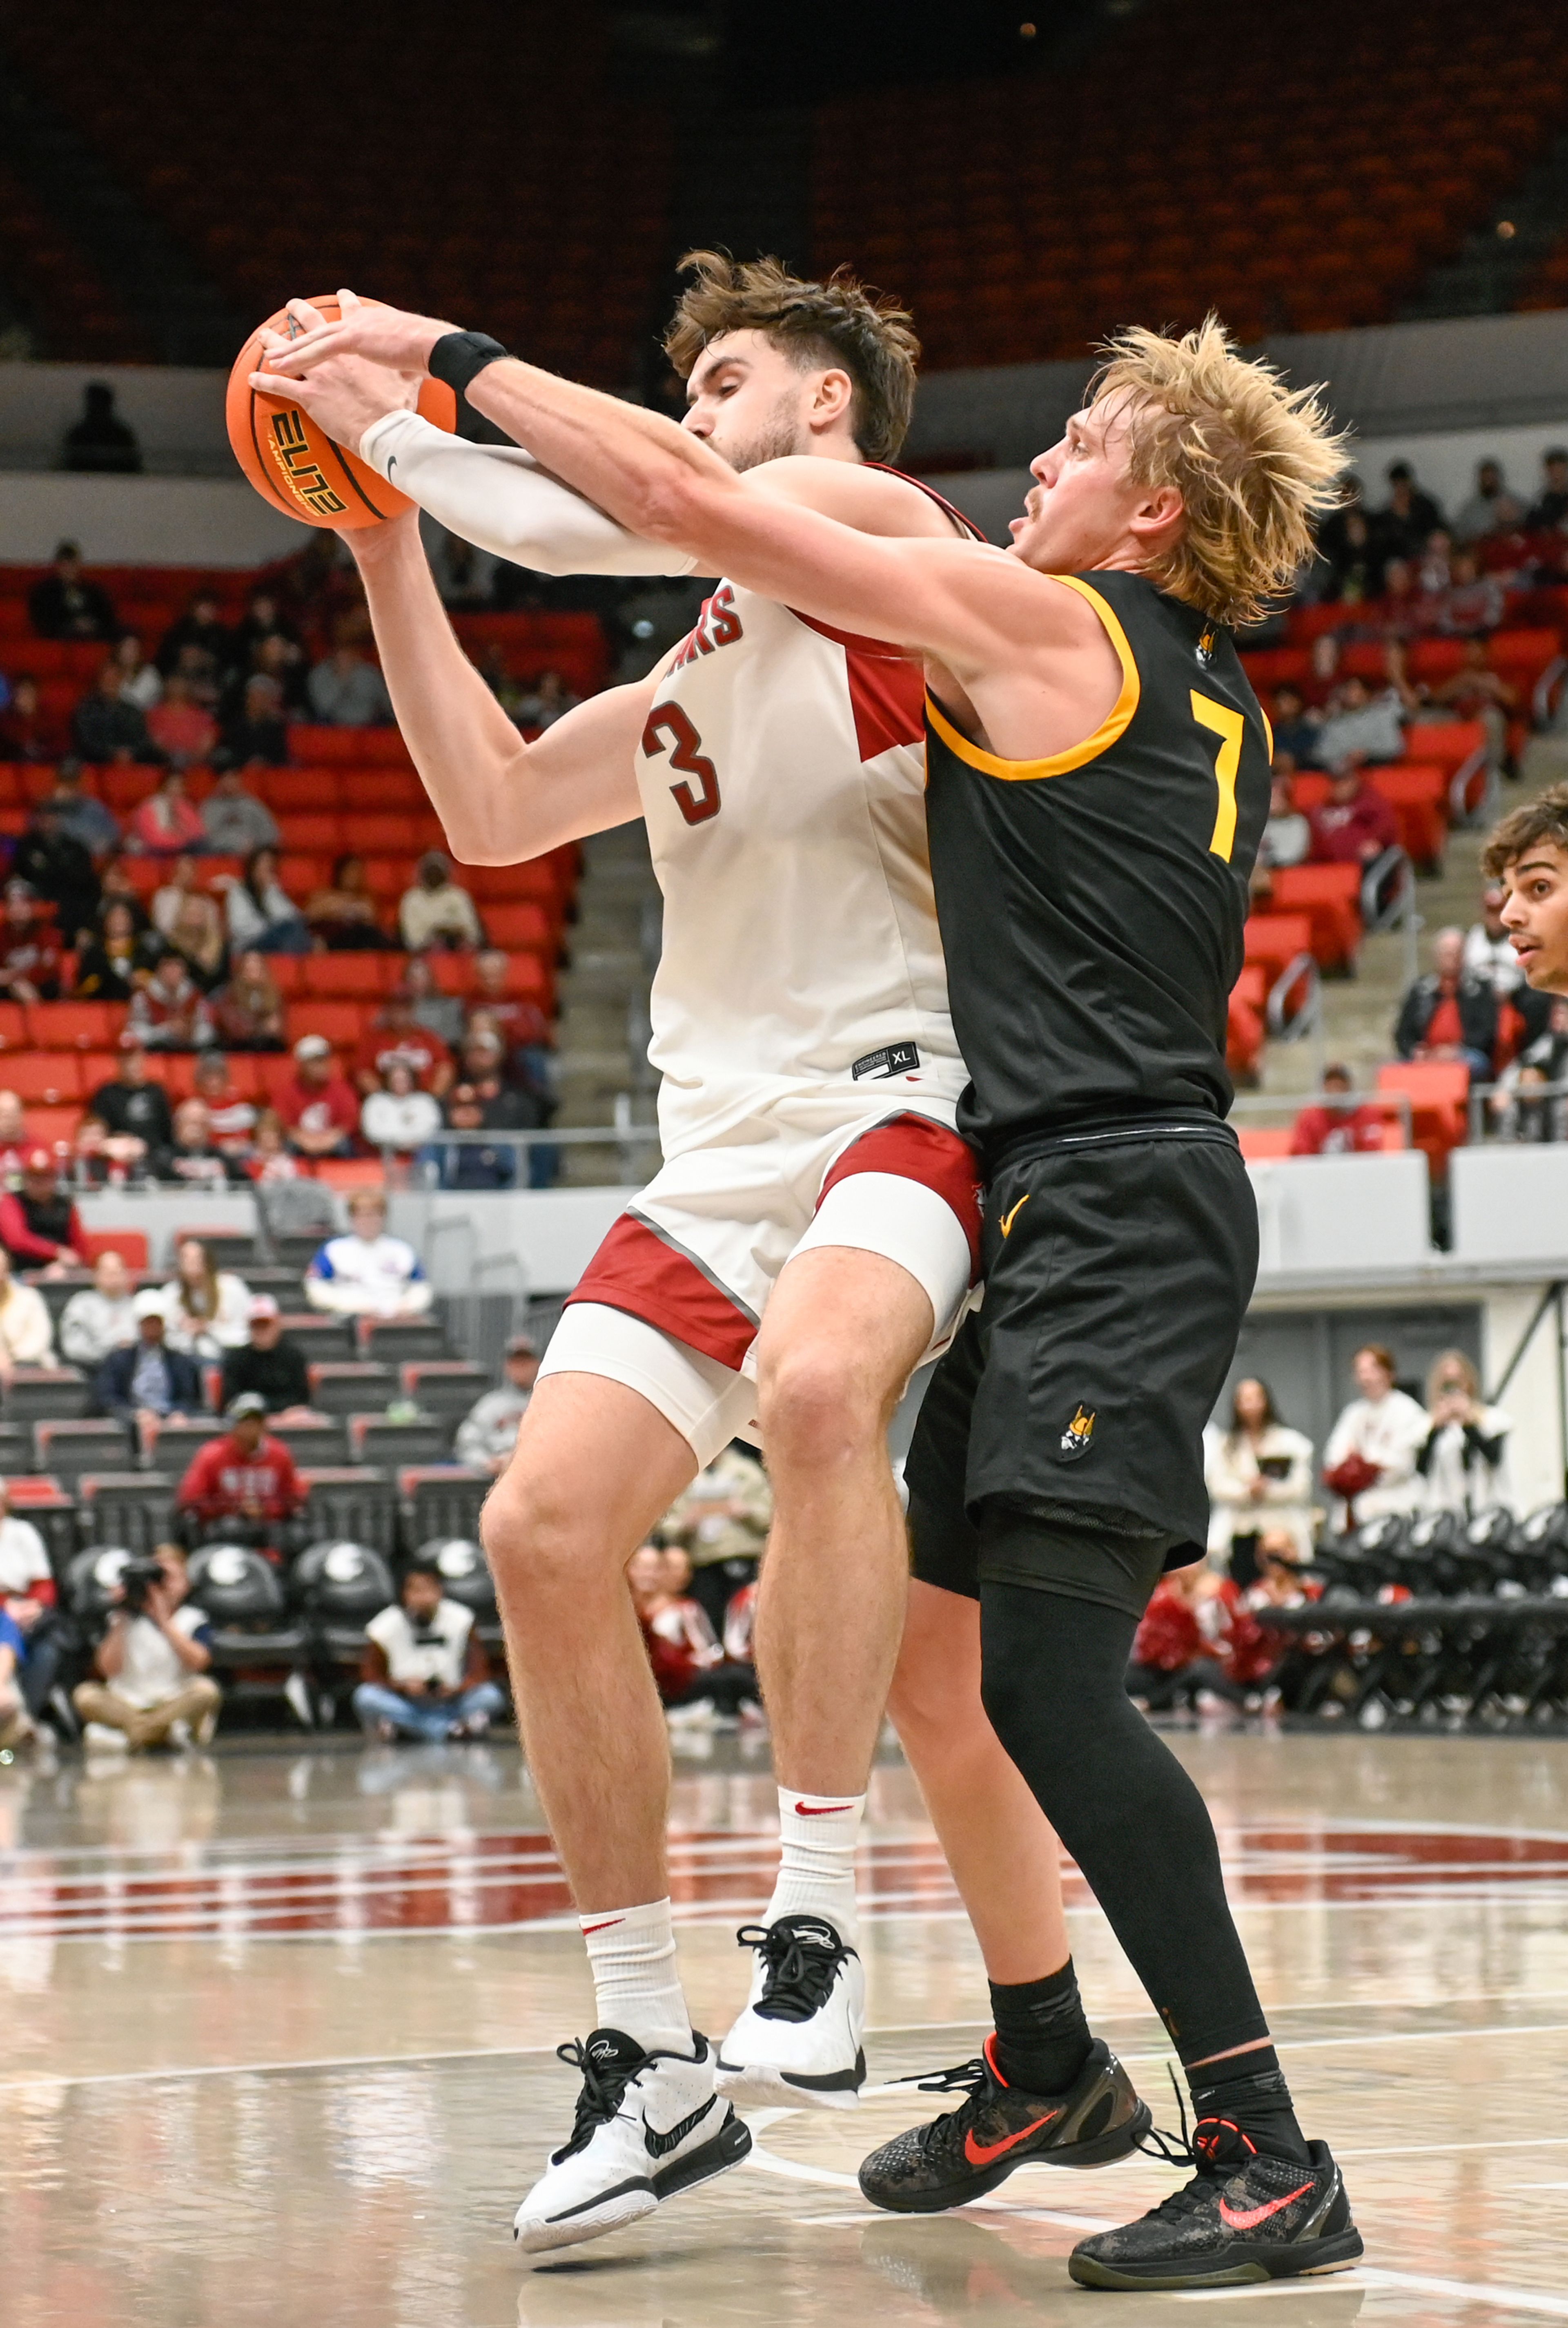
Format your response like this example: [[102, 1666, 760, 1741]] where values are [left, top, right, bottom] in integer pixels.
[[276, 814, 342, 854], [1367, 763, 1449, 870], [299, 954, 402, 997], [340, 769, 424, 812], [80, 1229, 149, 1268], [482, 903, 554, 951], [0, 1002, 29, 1052], [25, 1001, 120, 1050], [284, 1000, 367, 1048], [1266, 864, 1362, 972], [1236, 1126, 1294, 1160], [267, 769, 344, 812], [343, 814, 415, 855], [4, 1054, 82, 1104], [1376, 1061, 1469, 1177]]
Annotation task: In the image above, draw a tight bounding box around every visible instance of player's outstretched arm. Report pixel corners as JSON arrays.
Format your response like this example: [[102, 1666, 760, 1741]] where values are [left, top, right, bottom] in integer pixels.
[[350, 514, 645, 864]]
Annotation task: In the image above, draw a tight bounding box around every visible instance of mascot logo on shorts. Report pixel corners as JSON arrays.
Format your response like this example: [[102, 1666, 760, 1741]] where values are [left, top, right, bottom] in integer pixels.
[[1058, 1403, 1096, 1461]]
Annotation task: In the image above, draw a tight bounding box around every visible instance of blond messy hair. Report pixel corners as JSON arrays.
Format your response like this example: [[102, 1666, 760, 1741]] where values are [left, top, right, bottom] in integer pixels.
[[1089, 317, 1351, 629]]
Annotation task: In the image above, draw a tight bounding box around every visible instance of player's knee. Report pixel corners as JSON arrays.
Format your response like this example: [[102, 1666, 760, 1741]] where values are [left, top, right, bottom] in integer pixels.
[[758, 1341, 884, 1467], [481, 1458, 592, 1597]]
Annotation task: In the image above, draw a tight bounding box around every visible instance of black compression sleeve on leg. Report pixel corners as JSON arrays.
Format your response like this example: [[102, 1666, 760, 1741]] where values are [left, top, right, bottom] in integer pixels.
[[978, 1576, 1271, 2065]]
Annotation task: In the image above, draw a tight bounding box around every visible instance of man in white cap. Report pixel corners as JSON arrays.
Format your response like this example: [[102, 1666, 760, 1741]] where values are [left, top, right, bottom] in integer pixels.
[[455, 1334, 539, 1473], [93, 1287, 203, 1443], [219, 1293, 312, 1414], [279, 1035, 359, 1162]]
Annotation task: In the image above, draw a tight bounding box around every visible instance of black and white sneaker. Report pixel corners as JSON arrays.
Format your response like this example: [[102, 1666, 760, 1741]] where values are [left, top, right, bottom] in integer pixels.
[[512, 2027, 751, 2255], [715, 1913, 866, 2109]]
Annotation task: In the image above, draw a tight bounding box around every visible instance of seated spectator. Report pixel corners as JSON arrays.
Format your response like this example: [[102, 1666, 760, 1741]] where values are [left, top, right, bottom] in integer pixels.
[[215, 672, 290, 771], [278, 1034, 360, 1158], [166, 893, 228, 993], [45, 763, 121, 860], [1323, 1342, 1430, 1530], [1290, 1064, 1387, 1156], [0, 1609, 36, 1750], [1269, 684, 1319, 766], [1204, 1376, 1315, 1583], [157, 1102, 250, 1194], [28, 540, 116, 642], [71, 1114, 120, 1188], [307, 639, 393, 726], [1418, 1349, 1512, 1517], [72, 1544, 219, 1753], [1373, 460, 1444, 566], [402, 950, 466, 1046], [200, 766, 280, 856], [362, 1059, 443, 1155], [0, 1147, 85, 1273], [74, 900, 162, 1002], [192, 1051, 257, 1154], [1321, 506, 1378, 604], [454, 1334, 539, 1474], [399, 852, 483, 953], [93, 1289, 203, 1432], [1312, 674, 1410, 773], [433, 1072, 533, 1189], [209, 948, 286, 1050], [1467, 882, 1528, 997], [1493, 998, 1568, 1143], [353, 1558, 505, 1742], [661, 1440, 772, 1637], [1309, 765, 1399, 867], [469, 957, 555, 1105], [305, 852, 394, 951], [245, 1107, 298, 1181], [63, 382, 141, 475], [1527, 447, 1568, 532], [89, 1044, 174, 1160], [111, 631, 162, 714], [1433, 549, 1505, 639], [1429, 638, 1517, 775], [1394, 926, 1497, 1082], [0, 1477, 63, 1729], [170, 637, 224, 714], [13, 805, 100, 945], [0, 1091, 27, 1180], [151, 853, 203, 939], [514, 668, 580, 729], [354, 988, 454, 1098], [1259, 764, 1311, 871], [229, 588, 305, 689], [0, 882, 62, 1003], [59, 1248, 138, 1369], [94, 856, 153, 932], [145, 676, 218, 771], [627, 1543, 757, 1722], [1124, 1562, 1206, 1712], [156, 591, 233, 682], [306, 1189, 431, 1318], [218, 845, 311, 954], [129, 769, 206, 857], [73, 662, 160, 766], [126, 951, 214, 1051], [1453, 457, 1523, 543], [0, 1245, 56, 1377], [176, 1391, 304, 1550], [0, 676, 63, 762], [219, 1294, 310, 1414]]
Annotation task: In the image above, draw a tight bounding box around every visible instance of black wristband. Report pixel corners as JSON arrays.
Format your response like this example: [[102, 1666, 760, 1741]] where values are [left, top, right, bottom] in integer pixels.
[[428, 329, 509, 399]]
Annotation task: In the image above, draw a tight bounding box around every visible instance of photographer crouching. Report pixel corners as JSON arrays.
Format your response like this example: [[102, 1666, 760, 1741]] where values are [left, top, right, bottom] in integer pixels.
[[73, 1544, 220, 1752]]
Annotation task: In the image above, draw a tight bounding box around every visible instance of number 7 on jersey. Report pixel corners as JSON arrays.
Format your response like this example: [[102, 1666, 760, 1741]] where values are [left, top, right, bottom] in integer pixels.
[[1191, 690, 1245, 862]]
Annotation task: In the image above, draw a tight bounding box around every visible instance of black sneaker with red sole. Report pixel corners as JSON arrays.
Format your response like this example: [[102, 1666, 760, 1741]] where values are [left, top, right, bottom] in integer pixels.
[[858, 2034, 1150, 2213], [1068, 2114, 1363, 2290]]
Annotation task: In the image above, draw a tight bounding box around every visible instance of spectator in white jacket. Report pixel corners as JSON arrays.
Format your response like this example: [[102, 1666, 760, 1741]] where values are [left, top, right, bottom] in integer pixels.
[[1417, 1349, 1514, 1516], [305, 1190, 431, 1318], [59, 1248, 138, 1368], [1205, 1377, 1316, 1579], [0, 1247, 55, 1380], [1323, 1344, 1431, 1531], [360, 1060, 443, 1156], [156, 1236, 253, 1358]]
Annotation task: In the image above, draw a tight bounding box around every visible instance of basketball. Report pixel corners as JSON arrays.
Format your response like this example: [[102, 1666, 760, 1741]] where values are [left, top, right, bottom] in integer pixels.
[[225, 294, 457, 528]]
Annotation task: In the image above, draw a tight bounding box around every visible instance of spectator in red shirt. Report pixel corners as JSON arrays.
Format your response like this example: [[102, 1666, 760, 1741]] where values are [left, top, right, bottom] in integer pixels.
[[1394, 926, 1498, 1082], [125, 952, 214, 1052], [1125, 1565, 1205, 1712], [0, 883, 62, 1003], [0, 677, 63, 762], [1308, 766, 1399, 868], [0, 1147, 85, 1273], [1290, 1064, 1387, 1155], [352, 990, 455, 1099], [176, 1391, 305, 1550], [278, 1034, 360, 1159], [626, 1542, 759, 1723], [145, 676, 219, 771], [128, 769, 207, 858]]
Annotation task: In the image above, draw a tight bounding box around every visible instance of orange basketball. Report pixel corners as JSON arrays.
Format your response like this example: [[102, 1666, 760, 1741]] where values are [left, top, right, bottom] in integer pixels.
[[226, 295, 457, 529]]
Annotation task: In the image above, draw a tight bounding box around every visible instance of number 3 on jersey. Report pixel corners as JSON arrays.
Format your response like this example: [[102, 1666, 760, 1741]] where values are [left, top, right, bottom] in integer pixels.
[[643, 702, 722, 827], [1191, 690, 1245, 862]]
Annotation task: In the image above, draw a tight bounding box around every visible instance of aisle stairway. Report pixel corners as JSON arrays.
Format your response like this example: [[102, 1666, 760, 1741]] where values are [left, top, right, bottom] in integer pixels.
[[552, 821, 662, 1186]]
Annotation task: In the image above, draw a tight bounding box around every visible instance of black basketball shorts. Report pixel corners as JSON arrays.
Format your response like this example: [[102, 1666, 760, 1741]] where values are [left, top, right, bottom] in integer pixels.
[[906, 1123, 1258, 1617]]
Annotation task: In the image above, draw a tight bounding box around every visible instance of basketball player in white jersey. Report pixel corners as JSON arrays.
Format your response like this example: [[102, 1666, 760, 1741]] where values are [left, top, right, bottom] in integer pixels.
[[258, 261, 1130, 2252]]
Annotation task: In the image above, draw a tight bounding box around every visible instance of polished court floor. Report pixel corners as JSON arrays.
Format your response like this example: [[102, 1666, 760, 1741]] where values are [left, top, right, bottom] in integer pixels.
[[4, 1726, 1568, 2325]]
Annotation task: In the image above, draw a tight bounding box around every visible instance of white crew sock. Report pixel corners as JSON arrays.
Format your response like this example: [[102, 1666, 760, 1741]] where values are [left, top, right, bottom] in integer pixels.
[[579, 1898, 693, 2054], [764, 1786, 865, 1941]]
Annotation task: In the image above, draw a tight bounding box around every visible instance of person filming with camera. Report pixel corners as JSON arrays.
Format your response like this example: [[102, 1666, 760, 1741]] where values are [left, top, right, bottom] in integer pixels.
[[72, 1543, 220, 1752], [353, 1557, 504, 1743]]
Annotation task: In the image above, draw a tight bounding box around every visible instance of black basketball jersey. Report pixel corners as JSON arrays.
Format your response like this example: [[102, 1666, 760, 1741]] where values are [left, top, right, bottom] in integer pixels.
[[922, 567, 1271, 1161]]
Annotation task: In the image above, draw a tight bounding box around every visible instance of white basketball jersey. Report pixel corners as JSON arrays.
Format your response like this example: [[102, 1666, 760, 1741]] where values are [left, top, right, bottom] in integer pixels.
[[635, 580, 967, 1153]]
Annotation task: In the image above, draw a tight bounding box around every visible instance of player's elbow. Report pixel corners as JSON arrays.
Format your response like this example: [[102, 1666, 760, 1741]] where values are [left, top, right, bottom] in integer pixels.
[[626, 464, 717, 551]]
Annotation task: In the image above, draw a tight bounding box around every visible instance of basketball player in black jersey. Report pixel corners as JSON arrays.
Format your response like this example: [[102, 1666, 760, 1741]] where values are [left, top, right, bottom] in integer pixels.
[[265, 308, 1357, 2287]]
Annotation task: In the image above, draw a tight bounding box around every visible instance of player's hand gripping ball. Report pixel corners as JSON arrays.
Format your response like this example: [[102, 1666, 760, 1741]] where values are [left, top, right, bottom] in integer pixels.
[[227, 294, 455, 528]]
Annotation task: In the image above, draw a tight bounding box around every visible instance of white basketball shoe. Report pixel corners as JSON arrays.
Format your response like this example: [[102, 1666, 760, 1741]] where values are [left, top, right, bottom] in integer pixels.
[[715, 1913, 866, 2109], [513, 2027, 751, 2256]]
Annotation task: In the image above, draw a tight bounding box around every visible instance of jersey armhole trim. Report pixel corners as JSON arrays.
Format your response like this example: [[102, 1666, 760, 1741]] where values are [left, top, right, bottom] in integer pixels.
[[923, 575, 1140, 781]]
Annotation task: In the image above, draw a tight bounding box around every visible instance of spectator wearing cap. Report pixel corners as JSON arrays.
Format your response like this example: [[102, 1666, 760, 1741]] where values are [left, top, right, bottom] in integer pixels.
[[354, 1559, 505, 1742], [93, 1289, 203, 1433], [278, 1035, 360, 1160], [0, 1247, 56, 1379], [398, 852, 483, 953], [28, 541, 117, 642], [88, 1045, 174, 1162], [353, 988, 454, 1099], [176, 1392, 305, 1550], [219, 1296, 311, 1415], [126, 952, 214, 1052], [0, 1148, 85, 1273], [1395, 927, 1499, 1084], [1290, 1066, 1388, 1156], [454, 1336, 539, 1473], [0, 883, 62, 1004], [59, 1249, 138, 1369], [306, 1189, 431, 1318]]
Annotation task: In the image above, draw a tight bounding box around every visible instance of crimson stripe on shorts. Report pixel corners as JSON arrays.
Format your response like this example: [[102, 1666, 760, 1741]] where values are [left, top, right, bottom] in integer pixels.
[[816, 1111, 984, 1277], [564, 1211, 757, 1371]]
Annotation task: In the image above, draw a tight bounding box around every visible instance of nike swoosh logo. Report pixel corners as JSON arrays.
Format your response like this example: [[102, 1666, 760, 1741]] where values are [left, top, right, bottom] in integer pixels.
[[793, 1801, 856, 1816], [644, 2098, 715, 2158], [964, 2110, 1060, 2166], [999, 1195, 1030, 1238], [1218, 2179, 1316, 2230], [580, 1917, 624, 1934], [386, 454, 398, 474]]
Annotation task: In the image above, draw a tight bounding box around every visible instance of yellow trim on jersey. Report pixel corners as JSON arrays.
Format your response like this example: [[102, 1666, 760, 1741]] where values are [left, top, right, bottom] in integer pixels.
[[923, 575, 1140, 781], [1261, 705, 1274, 764]]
